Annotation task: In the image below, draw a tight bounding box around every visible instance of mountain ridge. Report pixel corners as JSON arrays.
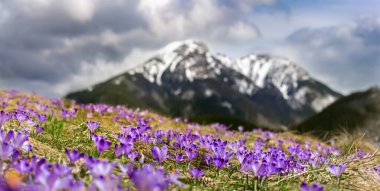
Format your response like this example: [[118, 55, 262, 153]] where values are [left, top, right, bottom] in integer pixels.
[[294, 87, 380, 144], [67, 39, 341, 130]]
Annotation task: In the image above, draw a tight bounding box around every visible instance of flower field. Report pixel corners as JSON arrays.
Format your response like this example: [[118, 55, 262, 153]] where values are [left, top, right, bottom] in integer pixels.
[[0, 89, 379, 190]]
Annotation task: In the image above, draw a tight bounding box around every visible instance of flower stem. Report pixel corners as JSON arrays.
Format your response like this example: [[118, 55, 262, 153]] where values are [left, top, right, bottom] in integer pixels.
[[245, 174, 248, 190], [338, 176, 341, 188], [254, 178, 258, 191]]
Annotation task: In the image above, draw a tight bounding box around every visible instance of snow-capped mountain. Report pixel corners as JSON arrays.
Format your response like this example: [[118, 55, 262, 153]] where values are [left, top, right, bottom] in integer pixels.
[[67, 40, 341, 130]]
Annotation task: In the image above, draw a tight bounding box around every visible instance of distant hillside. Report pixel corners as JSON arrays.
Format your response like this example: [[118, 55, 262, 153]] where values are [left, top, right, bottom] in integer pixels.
[[294, 87, 380, 144], [67, 40, 341, 130]]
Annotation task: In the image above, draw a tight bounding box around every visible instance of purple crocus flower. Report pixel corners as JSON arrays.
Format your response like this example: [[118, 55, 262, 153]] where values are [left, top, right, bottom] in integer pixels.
[[188, 167, 205, 179], [114, 143, 133, 157], [14, 111, 28, 124], [328, 163, 346, 177], [128, 151, 140, 161], [268, 162, 281, 175], [212, 145, 233, 161], [175, 153, 184, 163], [53, 164, 73, 176], [35, 102, 49, 112], [91, 134, 111, 155], [0, 111, 11, 127], [153, 130, 167, 144], [0, 129, 14, 143], [249, 160, 268, 177], [30, 156, 47, 177], [375, 166, 380, 174], [60, 109, 71, 118], [118, 163, 135, 176], [350, 149, 367, 159], [185, 149, 198, 162], [36, 125, 44, 135], [90, 160, 116, 177], [151, 146, 168, 163], [300, 182, 324, 191], [35, 164, 74, 191], [9, 149, 20, 164], [26, 119, 36, 127], [37, 114, 47, 124], [204, 153, 211, 165], [235, 152, 246, 164], [140, 134, 151, 143], [86, 121, 100, 133], [212, 157, 227, 169], [28, 109, 38, 117], [11, 131, 30, 150], [167, 170, 184, 187], [16, 103, 26, 111], [239, 159, 251, 175], [70, 181, 86, 191], [0, 142, 16, 161], [116, 134, 134, 145], [65, 149, 84, 164], [277, 140, 284, 147], [84, 156, 100, 170], [130, 164, 174, 191], [92, 175, 122, 191], [14, 157, 32, 173]]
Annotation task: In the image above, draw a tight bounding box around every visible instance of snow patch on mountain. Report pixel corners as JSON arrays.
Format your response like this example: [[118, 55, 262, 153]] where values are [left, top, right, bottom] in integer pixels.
[[223, 54, 310, 100], [312, 95, 337, 111], [292, 86, 338, 111], [205, 89, 213, 97], [234, 78, 256, 95], [113, 76, 125, 85], [221, 101, 234, 113], [130, 40, 212, 85], [181, 90, 195, 100], [128, 39, 339, 111]]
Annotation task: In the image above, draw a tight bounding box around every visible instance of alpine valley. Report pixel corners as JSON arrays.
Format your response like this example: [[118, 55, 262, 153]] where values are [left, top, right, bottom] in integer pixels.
[[66, 40, 341, 130]]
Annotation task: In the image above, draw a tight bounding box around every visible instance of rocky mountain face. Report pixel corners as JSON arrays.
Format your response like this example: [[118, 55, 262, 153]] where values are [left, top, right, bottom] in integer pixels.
[[66, 40, 341, 130], [294, 87, 380, 145]]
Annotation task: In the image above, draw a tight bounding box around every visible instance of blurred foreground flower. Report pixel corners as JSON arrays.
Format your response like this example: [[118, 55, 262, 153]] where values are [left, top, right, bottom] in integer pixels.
[[300, 182, 324, 191], [188, 167, 205, 179], [130, 164, 182, 191]]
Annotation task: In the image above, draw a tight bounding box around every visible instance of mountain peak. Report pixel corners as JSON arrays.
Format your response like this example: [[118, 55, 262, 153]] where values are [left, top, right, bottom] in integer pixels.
[[127, 40, 340, 112], [159, 39, 209, 55], [67, 40, 342, 130], [130, 39, 215, 85]]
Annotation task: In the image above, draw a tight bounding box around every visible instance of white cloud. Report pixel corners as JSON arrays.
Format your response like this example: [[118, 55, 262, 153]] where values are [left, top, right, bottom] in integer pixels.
[[137, 0, 261, 43], [61, 48, 155, 95], [0, 0, 274, 97], [276, 16, 380, 94], [227, 22, 260, 42], [64, 0, 96, 22], [2, 0, 379, 97], [237, 0, 276, 12]]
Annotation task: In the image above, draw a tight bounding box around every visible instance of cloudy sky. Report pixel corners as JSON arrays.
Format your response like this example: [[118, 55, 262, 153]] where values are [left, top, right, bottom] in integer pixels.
[[0, 0, 379, 97]]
